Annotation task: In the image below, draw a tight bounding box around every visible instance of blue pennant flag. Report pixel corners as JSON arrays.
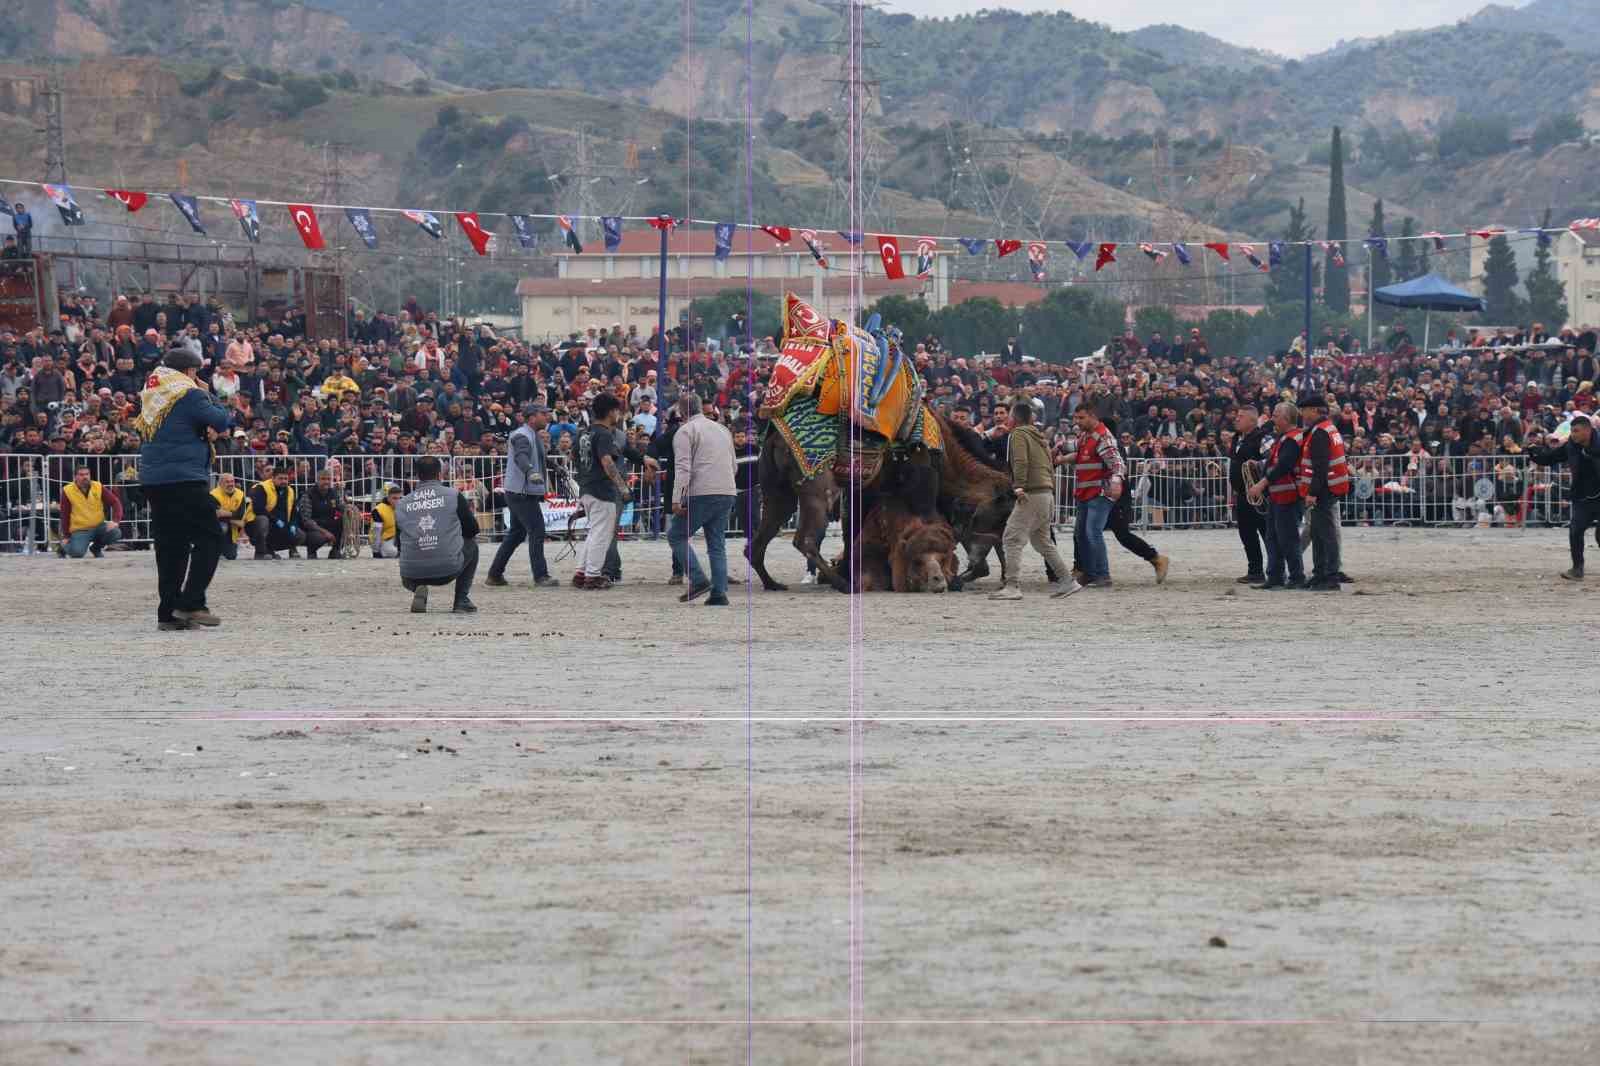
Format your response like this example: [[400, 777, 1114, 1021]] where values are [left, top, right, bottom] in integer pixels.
[[345, 207, 378, 249], [1365, 236, 1388, 260], [170, 193, 205, 235], [714, 221, 735, 261], [602, 215, 623, 252], [1066, 241, 1094, 261], [1522, 226, 1553, 248], [837, 230, 863, 245], [1172, 241, 1192, 266], [957, 237, 986, 255], [508, 214, 537, 249], [1268, 241, 1284, 267]]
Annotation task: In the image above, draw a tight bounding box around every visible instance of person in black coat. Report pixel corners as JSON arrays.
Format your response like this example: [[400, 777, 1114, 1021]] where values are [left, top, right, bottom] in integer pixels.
[[1528, 413, 1600, 580], [1227, 405, 1271, 583]]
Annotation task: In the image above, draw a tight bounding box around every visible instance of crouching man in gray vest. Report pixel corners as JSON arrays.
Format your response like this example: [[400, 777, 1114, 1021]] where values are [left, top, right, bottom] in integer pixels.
[[396, 455, 480, 614]]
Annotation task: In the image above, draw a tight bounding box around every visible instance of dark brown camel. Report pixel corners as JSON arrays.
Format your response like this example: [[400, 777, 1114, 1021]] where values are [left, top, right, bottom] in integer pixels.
[[929, 411, 1016, 584], [748, 409, 1009, 593]]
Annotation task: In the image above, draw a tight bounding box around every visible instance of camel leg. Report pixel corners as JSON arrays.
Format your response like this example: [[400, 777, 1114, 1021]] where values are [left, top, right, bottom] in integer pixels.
[[797, 485, 850, 593], [749, 481, 796, 592]]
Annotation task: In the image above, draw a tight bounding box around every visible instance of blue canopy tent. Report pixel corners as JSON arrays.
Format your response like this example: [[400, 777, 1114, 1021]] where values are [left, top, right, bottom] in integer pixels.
[[1372, 273, 1486, 351]]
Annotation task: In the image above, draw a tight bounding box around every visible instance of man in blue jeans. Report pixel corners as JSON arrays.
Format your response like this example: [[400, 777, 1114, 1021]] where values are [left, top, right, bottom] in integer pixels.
[[1068, 404, 1124, 588], [667, 393, 738, 606]]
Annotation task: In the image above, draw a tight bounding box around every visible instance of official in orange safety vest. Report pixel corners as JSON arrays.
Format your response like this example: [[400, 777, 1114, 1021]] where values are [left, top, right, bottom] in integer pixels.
[[1246, 401, 1306, 589], [1296, 394, 1351, 591]]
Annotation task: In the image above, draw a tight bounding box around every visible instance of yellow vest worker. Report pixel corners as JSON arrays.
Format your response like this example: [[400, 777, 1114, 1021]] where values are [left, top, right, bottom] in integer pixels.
[[371, 487, 402, 559], [59, 469, 124, 558]]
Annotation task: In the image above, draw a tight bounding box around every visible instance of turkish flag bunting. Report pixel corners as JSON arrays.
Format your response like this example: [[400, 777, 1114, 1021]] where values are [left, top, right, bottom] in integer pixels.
[[876, 234, 905, 280], [287, 204, 325, 250], [456, 212, 492, 255], [1094, 242, 1117, 272], [105, 189, 148, 213], [761, 225, 792, 245], [1472, 227, 1504, 240], [648, 215, 680, 232], [994, 238, 1022, 257], [1203, 242, 1231, 261]]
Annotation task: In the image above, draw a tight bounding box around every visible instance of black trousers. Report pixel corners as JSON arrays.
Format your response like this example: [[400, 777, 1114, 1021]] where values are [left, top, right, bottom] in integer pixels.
[[145, 481, 223, 622], [1109, 493, 1158, 563], [1266, 499, 1305, 584], [1570, 497, 1599, 571], [1234, 498, 1265, 575], [488, 492, 549, 580], [402, 538, 479, 603]]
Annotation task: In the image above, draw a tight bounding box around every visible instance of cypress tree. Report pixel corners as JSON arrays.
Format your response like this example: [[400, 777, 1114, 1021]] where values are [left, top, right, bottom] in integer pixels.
[[1524, 208, 1569, 329], [1324, 126, 1350, 312], [1481, 234, 1522, 323]]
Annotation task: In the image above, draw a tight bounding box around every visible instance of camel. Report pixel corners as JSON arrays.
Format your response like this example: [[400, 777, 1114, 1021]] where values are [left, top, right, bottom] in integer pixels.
[[852, 503, 960, 593], [929, 411, 1016, 585], [747, 407, 1010, 593]]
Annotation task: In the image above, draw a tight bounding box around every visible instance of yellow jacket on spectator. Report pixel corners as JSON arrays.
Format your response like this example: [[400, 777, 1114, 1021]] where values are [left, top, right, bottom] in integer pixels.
[[210, 485, 251, 542], [372, 500, 399, 545]]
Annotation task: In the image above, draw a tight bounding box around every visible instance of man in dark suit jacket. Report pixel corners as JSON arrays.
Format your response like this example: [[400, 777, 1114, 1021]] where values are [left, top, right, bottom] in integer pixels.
[[1000, 337, 1025, 365]]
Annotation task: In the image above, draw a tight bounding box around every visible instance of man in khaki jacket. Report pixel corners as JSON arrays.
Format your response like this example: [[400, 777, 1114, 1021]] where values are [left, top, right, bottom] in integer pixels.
[[991, 400, 1078, 601]]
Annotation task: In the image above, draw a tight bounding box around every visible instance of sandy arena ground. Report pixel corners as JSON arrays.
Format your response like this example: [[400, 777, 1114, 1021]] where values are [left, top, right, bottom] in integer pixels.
[[4, 528, 1598, 1065]]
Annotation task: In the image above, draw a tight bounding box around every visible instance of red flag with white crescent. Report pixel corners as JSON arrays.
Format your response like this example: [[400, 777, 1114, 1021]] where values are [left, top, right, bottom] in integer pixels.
[[648, 215, 679, 232], [995, 238, 1022, 257], [287, 204, 325, 250], [915, 238, 936, 279], [1093, 242, 1117, 272], [762, 225, 793, 246], [455, 211, 491, 256], [105, 189, 148, 213], [876, 234, 905, 280], [1203, 242, 1231, 261]]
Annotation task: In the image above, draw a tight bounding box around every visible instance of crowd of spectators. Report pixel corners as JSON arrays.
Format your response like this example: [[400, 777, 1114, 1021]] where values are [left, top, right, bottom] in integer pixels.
[[2, 287, 1597, 550]]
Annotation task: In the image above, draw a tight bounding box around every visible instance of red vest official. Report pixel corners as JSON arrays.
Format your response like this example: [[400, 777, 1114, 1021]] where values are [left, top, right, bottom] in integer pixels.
[[1267, 428, 1304, 504], [1297, 419, 1351, 498], [1074, 422, 1113, 501]]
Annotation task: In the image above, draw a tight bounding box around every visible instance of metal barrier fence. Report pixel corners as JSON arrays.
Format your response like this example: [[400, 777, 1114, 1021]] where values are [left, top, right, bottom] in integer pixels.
[[0, 452, 685, 554], [1, 451, 1574, 553], [1051, 454, 1575, 532]]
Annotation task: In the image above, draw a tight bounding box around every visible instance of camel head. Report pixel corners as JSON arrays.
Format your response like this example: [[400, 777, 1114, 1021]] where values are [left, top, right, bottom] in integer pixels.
[[895, 518, 960, 594]]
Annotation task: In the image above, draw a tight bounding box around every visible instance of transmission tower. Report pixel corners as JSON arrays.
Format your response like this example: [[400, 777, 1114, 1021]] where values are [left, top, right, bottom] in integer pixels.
[[41, 71, 65, 184], [824, 0, 892, 238]]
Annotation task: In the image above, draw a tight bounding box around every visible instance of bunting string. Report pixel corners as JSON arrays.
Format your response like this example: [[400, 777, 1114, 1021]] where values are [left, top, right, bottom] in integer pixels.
[[0, 175, 1581, 273]]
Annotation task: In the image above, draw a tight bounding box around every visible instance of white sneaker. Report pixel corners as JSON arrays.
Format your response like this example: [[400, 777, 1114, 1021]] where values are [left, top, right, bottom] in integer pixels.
[[801, 572, 817, 585], [988, 584, 1023, 601], [1050, 580, 1084, 599]]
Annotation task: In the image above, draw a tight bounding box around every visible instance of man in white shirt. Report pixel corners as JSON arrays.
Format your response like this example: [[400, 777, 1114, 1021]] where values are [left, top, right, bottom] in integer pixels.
[[667, 392, 738, 606]]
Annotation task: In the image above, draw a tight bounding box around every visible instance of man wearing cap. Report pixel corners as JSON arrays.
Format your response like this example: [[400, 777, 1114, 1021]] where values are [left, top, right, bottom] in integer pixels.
[[486, 402, 558, 588], [1296, 394, 1351, 591], [135, 350, 233, 630], [1528, 413, 1600, 580]]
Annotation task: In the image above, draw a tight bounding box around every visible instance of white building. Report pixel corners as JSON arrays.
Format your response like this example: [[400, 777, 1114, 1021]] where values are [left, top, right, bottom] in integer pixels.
[[517, 228, 954, 342], [1467, 229, 1600, 329]]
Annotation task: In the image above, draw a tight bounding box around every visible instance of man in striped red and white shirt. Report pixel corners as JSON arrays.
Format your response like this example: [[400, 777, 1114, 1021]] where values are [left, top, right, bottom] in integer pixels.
[[1071, 404, 1124, 587]]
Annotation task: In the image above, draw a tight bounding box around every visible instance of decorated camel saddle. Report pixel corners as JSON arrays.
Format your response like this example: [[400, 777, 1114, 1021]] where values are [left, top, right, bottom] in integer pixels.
[[764, 293, 940, 481]]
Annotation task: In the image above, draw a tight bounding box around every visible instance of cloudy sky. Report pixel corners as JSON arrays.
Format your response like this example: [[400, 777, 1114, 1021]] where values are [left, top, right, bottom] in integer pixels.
[[885, 0, 1508, 56]]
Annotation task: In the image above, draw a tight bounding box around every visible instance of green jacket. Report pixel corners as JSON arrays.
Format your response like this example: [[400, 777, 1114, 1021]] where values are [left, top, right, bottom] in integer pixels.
[[1007, 423, 1054, 493]]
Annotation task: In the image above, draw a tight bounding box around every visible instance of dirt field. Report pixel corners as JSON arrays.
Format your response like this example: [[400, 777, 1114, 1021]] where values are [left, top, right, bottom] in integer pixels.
[[4, 528, 1598, 1065]]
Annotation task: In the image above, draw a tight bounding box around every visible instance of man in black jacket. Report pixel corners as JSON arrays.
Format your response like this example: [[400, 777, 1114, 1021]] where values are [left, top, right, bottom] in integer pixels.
[[298, 466, 346, 559], [1529, 413, 1600, 580], [1227, 405, 1270, 584]]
